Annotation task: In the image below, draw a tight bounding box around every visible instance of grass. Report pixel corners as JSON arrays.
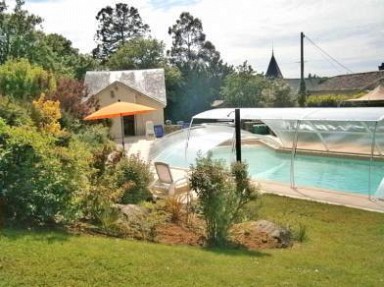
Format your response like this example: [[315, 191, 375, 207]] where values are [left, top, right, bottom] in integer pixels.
[[1, 194, 383, 287]]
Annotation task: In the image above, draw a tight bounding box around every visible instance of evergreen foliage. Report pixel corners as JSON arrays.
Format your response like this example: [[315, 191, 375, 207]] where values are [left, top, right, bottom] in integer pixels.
[[92, 3, 150, 62], [0, 93, 116, 226], [107, 38, 166, 70], [167, 12, 219, 68], [263, 79, 297, 107], [0, 0, 42, 64], [0, 124, 77, 224], [114, 154, 154, 204], [221, 61, 267, 107], [0, 58, 56, 100], [221, 62, 297, 107], [166, 12, 233, 121], [0, 96, 33, 126]]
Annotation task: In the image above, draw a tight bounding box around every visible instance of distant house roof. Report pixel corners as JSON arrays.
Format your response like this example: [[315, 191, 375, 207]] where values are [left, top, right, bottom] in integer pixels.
[[313, 71, 384, 92], [84, 69, 167, 105], [285, 71, 384, 94], [284, 78, 323, 93], [266, 51, 283, 78]]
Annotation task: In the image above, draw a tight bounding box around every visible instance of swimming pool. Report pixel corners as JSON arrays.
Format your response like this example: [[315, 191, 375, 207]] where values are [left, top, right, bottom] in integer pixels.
[[154, 144, 384, 196]]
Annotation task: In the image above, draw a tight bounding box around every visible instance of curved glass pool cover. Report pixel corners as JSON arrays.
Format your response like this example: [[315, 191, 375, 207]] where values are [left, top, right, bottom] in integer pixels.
[[152, 108, 384, 199]]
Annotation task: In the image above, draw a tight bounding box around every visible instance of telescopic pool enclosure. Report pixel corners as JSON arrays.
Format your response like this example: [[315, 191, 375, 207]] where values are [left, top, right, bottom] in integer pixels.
[[192, 108, 384, 154], [190, 107, 384, 200]]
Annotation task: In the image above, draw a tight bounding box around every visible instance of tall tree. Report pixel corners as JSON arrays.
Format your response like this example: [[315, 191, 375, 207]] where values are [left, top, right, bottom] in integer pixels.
[[262, 79, 297, 107], [44, 33, 78, 57], [0, 0, 5, 13], [30, 32, 78, 76], [0, 0, 42, 64], [167, 12, 230, 121], [92, 3, 150, 62], [221, 61, 268, 107], [163, 65, 183, 121], [106, 37, 165, 70], [221, 62, 296, 108], [35, 32, 99, 79], [167, 12, 219, 70]]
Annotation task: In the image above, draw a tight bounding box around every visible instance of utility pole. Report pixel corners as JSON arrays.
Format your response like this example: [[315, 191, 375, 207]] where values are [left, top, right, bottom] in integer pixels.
[[299, 32, 307, 107]]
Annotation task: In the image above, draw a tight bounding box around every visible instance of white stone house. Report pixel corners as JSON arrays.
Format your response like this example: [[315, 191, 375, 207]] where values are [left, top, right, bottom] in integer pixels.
[[84, 69, 166, 140]]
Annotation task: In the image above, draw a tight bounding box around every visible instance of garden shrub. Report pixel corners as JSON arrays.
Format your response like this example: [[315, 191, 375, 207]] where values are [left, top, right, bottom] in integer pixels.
[[75, 124, 113, 149], [307, 94, 350, 107], [71, 126, 118, 222], [189, 154, 259, 246], [0, 58, 56, 101], [0, 124, 80, 224], [163, 197, 185, 223], [0, 106, 121, 226], [94, 202, 123, 236], [79, 170, 122, 224], [74, 124, 115, 180], [122, 202, 168, 241], [0, 96, 33, 127], [114, 154, 154, 204], [59, 111, 84, 133], [32, 93, 62, 136], [48, 77, 94, 120]]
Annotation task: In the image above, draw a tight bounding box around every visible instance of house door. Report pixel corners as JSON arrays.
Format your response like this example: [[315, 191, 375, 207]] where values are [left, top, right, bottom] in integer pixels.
[[123, 115, 135, 136]]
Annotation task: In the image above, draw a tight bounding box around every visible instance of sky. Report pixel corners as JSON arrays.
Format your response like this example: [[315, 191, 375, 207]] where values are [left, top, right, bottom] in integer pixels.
[[20, 0, 384, 78]]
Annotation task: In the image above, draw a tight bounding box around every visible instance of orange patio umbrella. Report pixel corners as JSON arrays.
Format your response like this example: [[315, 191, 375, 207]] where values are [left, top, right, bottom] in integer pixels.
[[84, 101, 156, 148]]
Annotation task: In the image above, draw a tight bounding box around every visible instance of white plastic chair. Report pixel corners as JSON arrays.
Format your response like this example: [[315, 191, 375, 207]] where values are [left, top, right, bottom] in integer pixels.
[[145, 120, 155, 139], [149, 162, 190, 201]]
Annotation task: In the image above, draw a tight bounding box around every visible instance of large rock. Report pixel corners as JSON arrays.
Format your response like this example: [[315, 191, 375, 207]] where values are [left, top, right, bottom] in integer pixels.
[[249, 219, 292, 248], [114, 204, 147, 220], [232, 219, 293, 249]]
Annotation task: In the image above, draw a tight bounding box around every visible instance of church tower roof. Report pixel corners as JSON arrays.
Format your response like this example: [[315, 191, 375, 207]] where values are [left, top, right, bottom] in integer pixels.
[[266, 50, 283, 78]]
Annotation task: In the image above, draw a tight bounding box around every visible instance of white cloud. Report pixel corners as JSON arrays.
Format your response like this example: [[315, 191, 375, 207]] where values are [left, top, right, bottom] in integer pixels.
[[23, 0, 384, 77]]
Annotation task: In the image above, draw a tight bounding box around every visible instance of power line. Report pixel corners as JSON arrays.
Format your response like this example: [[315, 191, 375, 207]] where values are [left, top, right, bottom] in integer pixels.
[[310, 47, 344, 74], [304, 35, 354, 74]]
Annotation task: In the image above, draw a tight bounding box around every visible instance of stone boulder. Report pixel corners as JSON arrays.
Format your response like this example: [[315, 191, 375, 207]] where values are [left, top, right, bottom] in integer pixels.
[[232, 219, 293, 249], [249, 219, 292, 248], [114, 204, 147, 220]]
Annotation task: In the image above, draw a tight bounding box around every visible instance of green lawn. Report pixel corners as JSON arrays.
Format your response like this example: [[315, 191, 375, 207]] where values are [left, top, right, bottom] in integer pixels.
[[1, 195, 383, 287]]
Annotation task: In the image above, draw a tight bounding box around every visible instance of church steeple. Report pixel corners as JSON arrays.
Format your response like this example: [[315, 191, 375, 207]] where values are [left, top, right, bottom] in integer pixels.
[[266, 50, 283, 78]]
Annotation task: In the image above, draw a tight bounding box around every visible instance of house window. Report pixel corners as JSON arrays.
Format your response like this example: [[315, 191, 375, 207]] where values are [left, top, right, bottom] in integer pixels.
[[110, 90, 115, 98]]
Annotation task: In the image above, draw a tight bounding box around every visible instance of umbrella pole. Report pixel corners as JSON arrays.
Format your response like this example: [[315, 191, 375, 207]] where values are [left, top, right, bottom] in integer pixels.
[[120, 116, 125, 150]]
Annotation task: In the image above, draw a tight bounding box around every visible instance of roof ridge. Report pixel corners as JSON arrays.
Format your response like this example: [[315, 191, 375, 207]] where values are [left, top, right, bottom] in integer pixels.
[[331, 70, 384, 78]]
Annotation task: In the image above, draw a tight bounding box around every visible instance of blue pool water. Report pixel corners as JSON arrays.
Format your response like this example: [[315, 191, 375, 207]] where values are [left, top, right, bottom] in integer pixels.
[[155, 144, 384, 195]]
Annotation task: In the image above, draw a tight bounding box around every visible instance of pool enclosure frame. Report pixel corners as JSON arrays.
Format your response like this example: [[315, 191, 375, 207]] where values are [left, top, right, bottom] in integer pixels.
[[192, 107, 384, 199]]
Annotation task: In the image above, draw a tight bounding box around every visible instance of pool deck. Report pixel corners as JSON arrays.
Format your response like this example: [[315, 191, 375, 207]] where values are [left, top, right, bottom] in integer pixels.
[[256, 180, 384, 213], [167, 168, 384, 213], [115, 136, 384, 213], [116, 136, 154, 161]]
